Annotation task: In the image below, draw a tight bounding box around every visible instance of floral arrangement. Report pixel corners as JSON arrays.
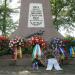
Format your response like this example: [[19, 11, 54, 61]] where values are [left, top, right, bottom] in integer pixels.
[[9, 36, 24, 59], [27, 35, 47, 50], [0, 36, 9, 49], [9, 36, 24, 48], [0, 36, 9, 56], [63, 37, 75, 58], [0, 34, 75, 60], [0, 36, 9, 41], [50, 38, 64, 49], [50, 38, 68, 61]]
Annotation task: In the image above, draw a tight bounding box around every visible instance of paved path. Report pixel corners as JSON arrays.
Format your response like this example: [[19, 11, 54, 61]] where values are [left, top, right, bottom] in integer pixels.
[[0, 65, 75, 75], [0, 55, 75, 75]]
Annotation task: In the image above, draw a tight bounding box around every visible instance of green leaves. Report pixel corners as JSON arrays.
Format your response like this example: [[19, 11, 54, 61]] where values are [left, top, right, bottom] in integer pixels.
[[50, 0, 75, 32], [0, 0, 18, 36]]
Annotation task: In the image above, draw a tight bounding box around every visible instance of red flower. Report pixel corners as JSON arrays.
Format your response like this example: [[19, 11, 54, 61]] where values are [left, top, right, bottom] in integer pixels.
[[26, 36, 47, 50]]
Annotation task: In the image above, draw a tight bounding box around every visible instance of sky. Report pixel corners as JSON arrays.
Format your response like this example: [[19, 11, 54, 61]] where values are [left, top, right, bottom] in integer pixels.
[[9, 0, 21, 22]]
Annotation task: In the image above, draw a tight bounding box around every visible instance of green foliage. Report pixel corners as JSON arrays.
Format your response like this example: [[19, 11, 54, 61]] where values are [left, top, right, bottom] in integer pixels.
[[22, 45, 34, 54], [64, 35, 75, 41], [0, 49, 12, 56], [0, 0, 18, 36], [50, 0, 75, 31]]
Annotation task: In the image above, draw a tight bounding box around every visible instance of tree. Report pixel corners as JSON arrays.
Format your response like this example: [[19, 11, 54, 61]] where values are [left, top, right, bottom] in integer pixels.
[[50, 0, 75, 32], [0, 0, 18, 36]]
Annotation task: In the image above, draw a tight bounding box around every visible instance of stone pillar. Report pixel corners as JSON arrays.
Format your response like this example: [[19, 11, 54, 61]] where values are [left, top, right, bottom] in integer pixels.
[[12, 0, 62, 41]]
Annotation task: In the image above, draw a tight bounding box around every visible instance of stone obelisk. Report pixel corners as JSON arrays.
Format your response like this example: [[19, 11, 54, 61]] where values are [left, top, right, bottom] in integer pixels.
[[12, 0, 62, 41]]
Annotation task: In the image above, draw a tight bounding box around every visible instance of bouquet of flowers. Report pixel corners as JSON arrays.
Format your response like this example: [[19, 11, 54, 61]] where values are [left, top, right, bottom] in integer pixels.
[[9, 36, 24, 59], [0, 36, 9, 50], [27, 35, 47, 50], [9, 36, 24, 48], [50, 38, 68, 61]]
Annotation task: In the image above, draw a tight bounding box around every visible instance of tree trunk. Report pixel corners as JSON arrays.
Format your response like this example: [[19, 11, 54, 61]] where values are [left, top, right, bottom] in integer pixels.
[[2, 0, 7, 36]]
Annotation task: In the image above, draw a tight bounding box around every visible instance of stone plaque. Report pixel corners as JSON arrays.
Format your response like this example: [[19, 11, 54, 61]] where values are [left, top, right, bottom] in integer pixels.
[[12, 0, 62, 41], [28, 3, 44, 27]]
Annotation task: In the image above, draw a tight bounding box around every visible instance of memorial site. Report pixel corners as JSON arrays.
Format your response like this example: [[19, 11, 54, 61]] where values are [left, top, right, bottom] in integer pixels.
[[0, 0, 75, 75]]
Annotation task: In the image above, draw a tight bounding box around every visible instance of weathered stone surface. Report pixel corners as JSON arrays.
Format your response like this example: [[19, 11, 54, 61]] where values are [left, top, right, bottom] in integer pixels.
[[12, 0, 62, 41]]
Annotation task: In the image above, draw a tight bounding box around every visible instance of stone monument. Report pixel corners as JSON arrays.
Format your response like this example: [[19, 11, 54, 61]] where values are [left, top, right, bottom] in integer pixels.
[[12, 0, 62, 41]]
